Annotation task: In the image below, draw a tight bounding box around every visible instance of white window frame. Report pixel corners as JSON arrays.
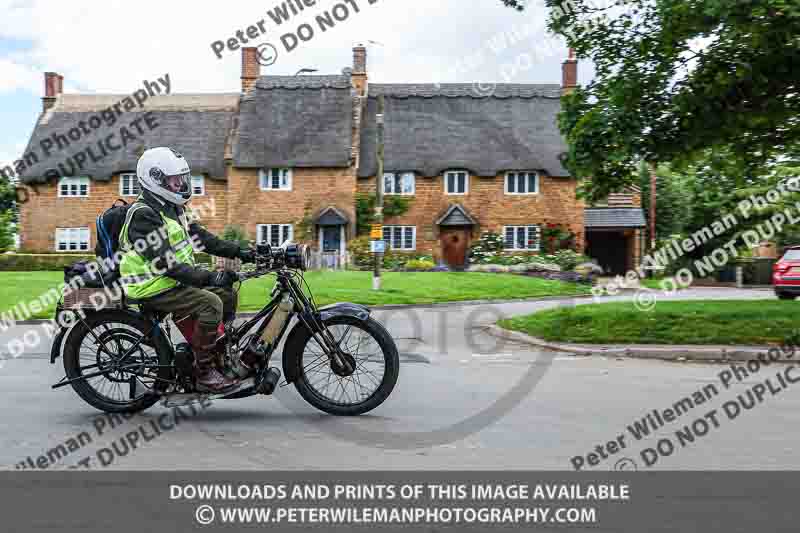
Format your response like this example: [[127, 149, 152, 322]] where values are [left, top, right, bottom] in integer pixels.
[[505, 171, 539, 195], [58, 177, 90, 198], [256, 224, 294, 247], [191, 175, 205, 196], [503, 225, 541, 252], [119, 173, 140, 197], [382, 225, 416, 251], [383, 172, 415, 195], [55, 227, 90, 252], [444, 170, 469, 195], [259, 168, 293, 191]]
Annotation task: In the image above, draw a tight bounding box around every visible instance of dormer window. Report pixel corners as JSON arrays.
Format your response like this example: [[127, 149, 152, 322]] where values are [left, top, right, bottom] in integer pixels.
[[58, 176, 89, 197], [444, 171, 468, 195], [259, 168, 292, 191], [120, 173, 139, 196], [383, 172, 415, 195], [192, 175, 205, 196]]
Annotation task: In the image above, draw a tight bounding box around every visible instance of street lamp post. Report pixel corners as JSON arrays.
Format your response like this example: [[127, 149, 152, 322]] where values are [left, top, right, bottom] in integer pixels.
[[373, 95, 385, 291]]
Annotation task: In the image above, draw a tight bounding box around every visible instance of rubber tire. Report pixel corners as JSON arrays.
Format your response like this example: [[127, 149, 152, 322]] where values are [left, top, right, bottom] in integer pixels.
[[778, 293, 797, 300], [288, 315, 399, 416], [62, 310, 171, 414]]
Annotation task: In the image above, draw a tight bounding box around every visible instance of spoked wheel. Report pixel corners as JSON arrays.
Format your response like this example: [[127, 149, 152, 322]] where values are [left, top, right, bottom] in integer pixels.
[[62, 311, 172, 413], [289, 315, 399, 416]]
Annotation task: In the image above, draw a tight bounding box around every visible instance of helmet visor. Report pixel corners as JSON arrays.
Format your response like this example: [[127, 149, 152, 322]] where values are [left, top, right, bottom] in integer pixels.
[[161, 172, 192, 198]]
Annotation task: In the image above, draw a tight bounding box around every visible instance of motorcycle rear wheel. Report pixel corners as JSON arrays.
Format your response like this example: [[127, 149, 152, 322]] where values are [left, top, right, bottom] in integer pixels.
[[62, 311, 171, 414]]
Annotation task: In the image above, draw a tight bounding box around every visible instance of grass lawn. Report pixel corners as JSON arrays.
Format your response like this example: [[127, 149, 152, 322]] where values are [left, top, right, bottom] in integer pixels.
[[499, 300, 800, 346], [0, 271, 591, 320], [639, 277, 691, 291]]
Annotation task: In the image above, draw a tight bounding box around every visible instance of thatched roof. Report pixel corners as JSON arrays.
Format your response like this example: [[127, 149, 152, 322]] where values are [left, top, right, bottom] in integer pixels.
[[358, 83, 569, 178], [19, 94, 238, 183], [233, 75, 354, 169]]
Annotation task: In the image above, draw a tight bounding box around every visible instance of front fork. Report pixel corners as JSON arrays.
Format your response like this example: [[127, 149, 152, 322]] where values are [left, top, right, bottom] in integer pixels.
[[294, 311, 352, 372]]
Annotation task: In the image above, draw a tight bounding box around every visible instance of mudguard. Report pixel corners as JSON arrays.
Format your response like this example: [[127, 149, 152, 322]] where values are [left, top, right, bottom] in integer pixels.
[[281, 302, 371, 383], [318, 302, 371, 322], [49, 325, 70, 364]]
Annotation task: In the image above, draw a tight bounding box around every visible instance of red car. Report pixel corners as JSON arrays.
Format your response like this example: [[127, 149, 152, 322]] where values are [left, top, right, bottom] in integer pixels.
[[773, 246, 800, 300]]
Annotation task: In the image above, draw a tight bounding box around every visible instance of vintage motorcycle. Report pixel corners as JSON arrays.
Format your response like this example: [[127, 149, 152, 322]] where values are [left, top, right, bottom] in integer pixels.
[[50, 244, 399, 416]]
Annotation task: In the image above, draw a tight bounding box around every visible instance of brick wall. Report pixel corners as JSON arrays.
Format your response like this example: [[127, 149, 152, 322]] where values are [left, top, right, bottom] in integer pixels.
[[194, 178, 227, 234], [18, 175, 228, 252], [226, 166, 357, 247], [357, 173, 584, 261], [19, 170, 584, 259]]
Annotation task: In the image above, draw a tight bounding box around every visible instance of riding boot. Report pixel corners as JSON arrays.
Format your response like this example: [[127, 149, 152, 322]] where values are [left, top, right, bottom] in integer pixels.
[[192, 322, 237, 393]]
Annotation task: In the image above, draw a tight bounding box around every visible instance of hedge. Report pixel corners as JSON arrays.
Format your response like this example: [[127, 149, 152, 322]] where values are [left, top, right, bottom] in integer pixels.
[[0, 253, 96, 272], [0, 252, 217, 272]]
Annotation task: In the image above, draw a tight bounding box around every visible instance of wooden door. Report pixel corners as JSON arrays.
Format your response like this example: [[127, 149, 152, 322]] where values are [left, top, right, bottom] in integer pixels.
[[440, 227, 471, 268], [321, 225, 341, 253]]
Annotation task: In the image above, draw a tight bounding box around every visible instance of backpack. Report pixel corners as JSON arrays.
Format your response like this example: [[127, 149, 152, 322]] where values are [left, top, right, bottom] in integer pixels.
[[95, 198, 132, 261]]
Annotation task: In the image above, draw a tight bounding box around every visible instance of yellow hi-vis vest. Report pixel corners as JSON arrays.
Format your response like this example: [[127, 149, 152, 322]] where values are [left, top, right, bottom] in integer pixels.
[[118, 202, 195, 299]]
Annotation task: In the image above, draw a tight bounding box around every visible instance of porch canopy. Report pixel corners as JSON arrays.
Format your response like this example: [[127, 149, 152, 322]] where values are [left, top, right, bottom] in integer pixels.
[[585, 208, 646, 229], [314, 206, 349, 226]]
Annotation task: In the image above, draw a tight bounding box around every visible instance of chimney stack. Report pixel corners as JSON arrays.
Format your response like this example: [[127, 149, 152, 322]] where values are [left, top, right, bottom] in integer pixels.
[[351, 44, 368, 95], [43, 72, 62, 112], [562, 48, 578, 95], [241, 47, 260, 94]]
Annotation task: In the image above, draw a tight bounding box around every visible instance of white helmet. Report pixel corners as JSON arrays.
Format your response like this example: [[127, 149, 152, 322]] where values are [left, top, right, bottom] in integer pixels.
[[136, 147, 192, 205]]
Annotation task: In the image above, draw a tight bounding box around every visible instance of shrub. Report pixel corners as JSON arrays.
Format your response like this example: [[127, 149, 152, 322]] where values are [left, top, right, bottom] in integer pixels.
[[541, 224, 578, 253], [350, 236, 397, 270], [405, 259, 436, 271], [0, 253, 95, 272], [468, 231, 506, 264], [469, 231, 548, 265], [541, 250, 589, 271], [349, 236, 429, 271], [0, 251, 220, 272], [483, 254, 533, 266]]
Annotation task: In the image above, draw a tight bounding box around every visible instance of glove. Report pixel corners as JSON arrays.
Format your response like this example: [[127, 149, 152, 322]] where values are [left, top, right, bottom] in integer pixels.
[[238, 247, 257, 264], [208, 270, 239, 288]]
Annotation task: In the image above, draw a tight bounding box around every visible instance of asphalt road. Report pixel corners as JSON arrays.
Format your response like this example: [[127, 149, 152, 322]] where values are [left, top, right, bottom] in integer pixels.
[[3, 287, 798, 471]]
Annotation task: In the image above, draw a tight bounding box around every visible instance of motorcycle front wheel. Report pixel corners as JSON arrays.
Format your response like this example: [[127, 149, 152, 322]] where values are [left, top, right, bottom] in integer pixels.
[[286, 315, 399, 416]]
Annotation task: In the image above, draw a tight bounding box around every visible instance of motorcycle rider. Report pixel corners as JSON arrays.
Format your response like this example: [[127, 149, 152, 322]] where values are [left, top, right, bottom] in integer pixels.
[[118, 147, 256, 392]]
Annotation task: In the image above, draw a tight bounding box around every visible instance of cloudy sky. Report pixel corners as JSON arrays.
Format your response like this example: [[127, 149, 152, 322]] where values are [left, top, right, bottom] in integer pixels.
[[0, 0, 593, 169]]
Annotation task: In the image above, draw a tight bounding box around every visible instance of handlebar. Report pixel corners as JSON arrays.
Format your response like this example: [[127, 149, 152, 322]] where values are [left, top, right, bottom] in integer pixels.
[[233, 243, 309, 282]]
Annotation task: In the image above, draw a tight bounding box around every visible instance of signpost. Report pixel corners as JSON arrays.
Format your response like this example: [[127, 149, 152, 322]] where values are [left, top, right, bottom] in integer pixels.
[[370, 240, 386, 254]]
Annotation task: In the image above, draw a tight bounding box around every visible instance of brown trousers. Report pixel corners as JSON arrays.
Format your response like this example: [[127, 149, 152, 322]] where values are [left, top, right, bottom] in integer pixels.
[[144, 286, 238, 327]]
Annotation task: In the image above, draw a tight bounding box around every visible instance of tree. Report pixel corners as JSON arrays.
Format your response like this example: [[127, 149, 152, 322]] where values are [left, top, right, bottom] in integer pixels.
[[0, 211, 14, 252], [0, 174, 14, 216], [654, 151, 800, 257], [638, 163, 691, 245], [542, 0, 800, 201]]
